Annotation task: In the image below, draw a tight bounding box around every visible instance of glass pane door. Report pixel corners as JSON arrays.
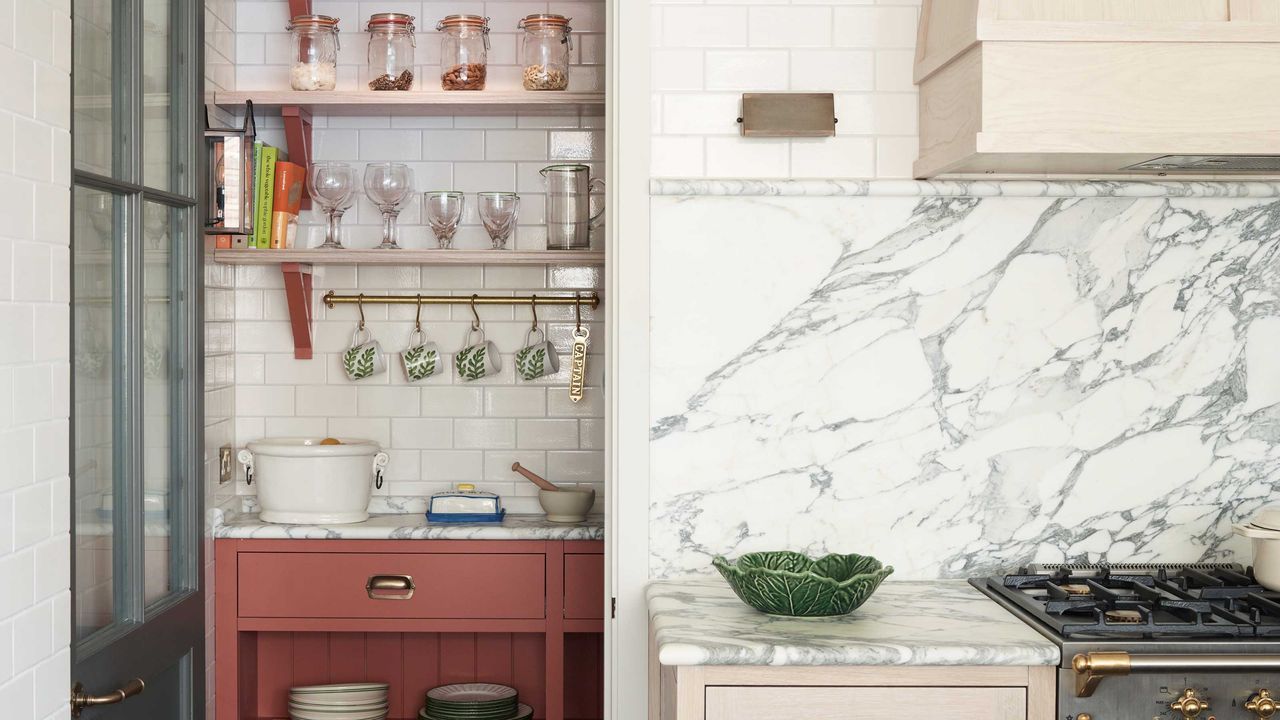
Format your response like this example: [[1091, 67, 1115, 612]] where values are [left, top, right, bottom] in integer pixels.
[[71, 0, 202, 714], [72, 186, 121, 640]]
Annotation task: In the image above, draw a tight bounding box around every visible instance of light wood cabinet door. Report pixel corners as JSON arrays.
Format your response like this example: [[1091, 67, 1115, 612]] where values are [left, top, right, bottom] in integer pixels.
[[705, 686, 1027, 720]]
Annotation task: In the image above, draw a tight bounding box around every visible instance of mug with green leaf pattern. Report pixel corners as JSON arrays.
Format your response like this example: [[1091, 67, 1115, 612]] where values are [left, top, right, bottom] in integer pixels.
[[515, 326, 559, 381], [402, 328, 441, 383], [455, 327, 501, 382], [343, 327, 386, 381]]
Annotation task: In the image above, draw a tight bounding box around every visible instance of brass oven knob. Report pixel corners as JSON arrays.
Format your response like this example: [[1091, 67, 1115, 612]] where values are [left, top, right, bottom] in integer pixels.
[[1172, 689, 1209, 719], [1247, 690, 1278, 719]]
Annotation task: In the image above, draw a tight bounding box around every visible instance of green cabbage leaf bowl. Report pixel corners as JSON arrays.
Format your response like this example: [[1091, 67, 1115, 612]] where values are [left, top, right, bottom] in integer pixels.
[[712, 551, 894, 617]]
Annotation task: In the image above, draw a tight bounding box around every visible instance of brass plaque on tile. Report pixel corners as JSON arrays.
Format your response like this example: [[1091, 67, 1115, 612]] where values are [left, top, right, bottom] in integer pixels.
[[739, 93, 837, 137]]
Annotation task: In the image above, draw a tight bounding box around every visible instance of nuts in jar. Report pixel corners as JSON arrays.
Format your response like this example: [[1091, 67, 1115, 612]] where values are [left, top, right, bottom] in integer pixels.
[[518, 14, 572, 92], [437, 15, 490, 91], [442, 63, 486, 91], [522, 64, 567, 91]]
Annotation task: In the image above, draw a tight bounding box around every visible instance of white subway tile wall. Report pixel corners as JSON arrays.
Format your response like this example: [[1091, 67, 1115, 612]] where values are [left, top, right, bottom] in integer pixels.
[[0, 0, 71, 717], [651, 0, 921, 179], [232, 262, 605, 512]]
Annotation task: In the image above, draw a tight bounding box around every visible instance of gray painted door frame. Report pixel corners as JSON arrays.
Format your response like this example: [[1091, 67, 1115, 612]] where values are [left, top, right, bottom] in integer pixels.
[[70, 0, 205, 717]]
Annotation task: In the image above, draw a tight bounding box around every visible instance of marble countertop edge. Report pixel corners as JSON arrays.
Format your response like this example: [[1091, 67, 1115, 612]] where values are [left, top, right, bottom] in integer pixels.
[[647, 578, 1061, 668], [209, 509, 604, 541]]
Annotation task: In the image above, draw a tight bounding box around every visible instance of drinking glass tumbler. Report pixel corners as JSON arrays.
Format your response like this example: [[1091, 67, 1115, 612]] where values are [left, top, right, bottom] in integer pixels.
[[308, 162, 357, 249], [363, 162, 415, 250], [424, 191, 465, 249], [477, 192, 520, 249]]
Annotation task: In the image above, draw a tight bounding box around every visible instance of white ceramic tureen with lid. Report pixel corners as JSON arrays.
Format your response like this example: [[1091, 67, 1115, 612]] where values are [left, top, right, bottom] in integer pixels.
[[238, 437, 389, 525]]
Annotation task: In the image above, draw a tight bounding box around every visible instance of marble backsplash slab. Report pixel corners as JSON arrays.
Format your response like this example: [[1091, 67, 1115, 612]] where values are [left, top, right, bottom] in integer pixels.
[[650, 186, 1280, 579]]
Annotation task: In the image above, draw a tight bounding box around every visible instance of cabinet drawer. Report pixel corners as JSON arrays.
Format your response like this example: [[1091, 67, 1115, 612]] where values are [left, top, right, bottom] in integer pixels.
[[705, 686, 1026, 720], [237, 552, 545, 619], [563, 553, 604, 619]]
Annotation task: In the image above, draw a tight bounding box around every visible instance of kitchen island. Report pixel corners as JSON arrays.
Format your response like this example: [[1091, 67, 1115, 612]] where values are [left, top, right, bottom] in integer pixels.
[[648, 578, 1059, 720]]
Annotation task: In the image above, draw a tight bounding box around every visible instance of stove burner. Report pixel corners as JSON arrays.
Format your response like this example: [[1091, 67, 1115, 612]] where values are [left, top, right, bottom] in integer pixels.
[[1105, 609, 1142, 623], [976, 563, 1280, 640]]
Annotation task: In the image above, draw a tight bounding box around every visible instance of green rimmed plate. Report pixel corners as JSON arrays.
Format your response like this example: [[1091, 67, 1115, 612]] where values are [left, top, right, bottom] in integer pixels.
[[712, 551, 893, 617], [420, 703, 533, 720]]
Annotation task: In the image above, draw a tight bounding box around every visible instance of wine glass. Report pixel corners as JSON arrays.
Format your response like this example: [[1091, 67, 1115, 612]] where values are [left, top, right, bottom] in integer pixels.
[[477, 192, 520, 249], [308, 162, 357, 249], [424, 191, 465, 249], [363, 162, 414, 250]]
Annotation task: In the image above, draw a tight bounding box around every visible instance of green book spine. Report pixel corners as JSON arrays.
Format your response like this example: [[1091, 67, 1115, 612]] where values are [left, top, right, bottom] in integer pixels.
[[250, 141, 263, 247], [256, 146, 278, 249]]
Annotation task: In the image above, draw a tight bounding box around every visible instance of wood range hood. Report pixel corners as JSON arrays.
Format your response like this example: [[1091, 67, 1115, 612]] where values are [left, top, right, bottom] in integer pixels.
[[914, 0, 1280, 178]]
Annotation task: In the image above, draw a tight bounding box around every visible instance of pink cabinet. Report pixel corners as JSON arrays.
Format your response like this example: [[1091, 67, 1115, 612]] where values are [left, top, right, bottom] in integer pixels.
[[216, 539, 603, 720]]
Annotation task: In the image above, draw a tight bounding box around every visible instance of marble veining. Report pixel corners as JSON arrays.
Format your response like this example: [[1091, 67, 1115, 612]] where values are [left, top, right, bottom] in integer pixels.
[[213, 511, 603, 540], [651, 178, 1280, 198], [651, 193, 1280, 579], [648, 578, 1060, 666]]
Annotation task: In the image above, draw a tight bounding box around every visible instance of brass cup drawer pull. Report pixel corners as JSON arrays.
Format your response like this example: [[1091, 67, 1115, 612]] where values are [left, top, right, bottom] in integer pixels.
[[366, 574, 415, 600], [70, 678, 145, 718]]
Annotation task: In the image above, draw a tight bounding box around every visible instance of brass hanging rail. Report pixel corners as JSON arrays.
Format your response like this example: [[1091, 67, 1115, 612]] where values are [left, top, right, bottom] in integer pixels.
[[322, 291, 601, 309]]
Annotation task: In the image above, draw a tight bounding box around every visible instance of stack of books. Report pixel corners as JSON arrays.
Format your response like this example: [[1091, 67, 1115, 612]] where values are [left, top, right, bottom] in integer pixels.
[[215, 140, 306, 250]]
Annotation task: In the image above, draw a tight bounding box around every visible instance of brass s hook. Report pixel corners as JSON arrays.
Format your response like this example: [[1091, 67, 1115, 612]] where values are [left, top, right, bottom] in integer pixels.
[[414, 293, 423, 333], [357, 293, 366, 330], [470, 294, 482, 330], [530, 294, 539, 330], [574, 292, 583, 332]]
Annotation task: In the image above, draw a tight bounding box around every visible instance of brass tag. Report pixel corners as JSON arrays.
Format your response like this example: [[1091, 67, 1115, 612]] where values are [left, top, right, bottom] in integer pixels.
[[569, 327, 589, 403]]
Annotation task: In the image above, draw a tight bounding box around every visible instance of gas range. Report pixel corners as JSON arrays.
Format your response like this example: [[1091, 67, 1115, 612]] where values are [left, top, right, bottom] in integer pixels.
[[972, 563, 1280, 720]]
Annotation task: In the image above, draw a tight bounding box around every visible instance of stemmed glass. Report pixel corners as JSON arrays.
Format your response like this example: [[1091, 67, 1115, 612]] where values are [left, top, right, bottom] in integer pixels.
[[477, 192, 520, 250], [363, 162, 415, 250], [308, 162, 357, 249], [424, 191, 465, 249]]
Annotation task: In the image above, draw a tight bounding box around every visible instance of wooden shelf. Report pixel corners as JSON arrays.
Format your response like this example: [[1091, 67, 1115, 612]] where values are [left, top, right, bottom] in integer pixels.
[[213, 90, 606, 116], [212, 249, 605, 266]]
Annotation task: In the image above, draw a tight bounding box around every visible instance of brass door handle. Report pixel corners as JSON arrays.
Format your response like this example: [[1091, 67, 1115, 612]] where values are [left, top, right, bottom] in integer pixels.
[[366, 574, 415, 600], [70, 678, 145, 717]]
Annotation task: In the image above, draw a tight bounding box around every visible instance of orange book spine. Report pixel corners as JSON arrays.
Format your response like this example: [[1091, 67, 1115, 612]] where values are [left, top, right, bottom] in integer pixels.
[[273, 161, 305, 216]]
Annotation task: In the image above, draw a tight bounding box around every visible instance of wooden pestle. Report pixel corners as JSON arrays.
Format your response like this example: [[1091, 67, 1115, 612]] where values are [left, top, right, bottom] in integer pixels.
[[511, 462, 560, 492]]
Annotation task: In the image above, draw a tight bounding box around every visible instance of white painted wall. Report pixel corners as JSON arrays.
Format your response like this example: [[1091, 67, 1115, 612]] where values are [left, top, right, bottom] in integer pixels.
[[0, 1, 73, 718], [650, 0, 921, 178]]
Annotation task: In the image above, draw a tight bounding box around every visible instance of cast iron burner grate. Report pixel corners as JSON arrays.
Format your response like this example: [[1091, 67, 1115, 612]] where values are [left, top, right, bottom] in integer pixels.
[[980, 564, 1280, 639]]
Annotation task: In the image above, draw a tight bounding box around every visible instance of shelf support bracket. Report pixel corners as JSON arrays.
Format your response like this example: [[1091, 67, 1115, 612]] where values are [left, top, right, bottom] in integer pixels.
[[281, 262, 315, 359], [281, 105, 313, 210], [288, 0, 312, 18]]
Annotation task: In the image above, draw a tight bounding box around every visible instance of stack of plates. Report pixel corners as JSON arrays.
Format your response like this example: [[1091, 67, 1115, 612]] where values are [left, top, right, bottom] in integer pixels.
[[419, 683, 532, 720], [289, 683, 390, 720]]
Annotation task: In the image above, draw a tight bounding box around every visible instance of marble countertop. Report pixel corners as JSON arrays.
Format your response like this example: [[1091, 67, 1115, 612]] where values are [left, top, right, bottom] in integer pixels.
[[212, 512, 604, 541], [648, 578, 1060, 667]]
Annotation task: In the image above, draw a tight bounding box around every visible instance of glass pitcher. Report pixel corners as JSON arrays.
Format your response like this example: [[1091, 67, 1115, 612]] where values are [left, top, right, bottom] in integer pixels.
[[540, 164, 604, 250]]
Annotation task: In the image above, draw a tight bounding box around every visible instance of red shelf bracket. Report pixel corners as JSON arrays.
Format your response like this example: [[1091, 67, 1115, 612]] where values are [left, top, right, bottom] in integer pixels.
[[288, 0, 312, 18], [281, 262, 315, 359], [282, 105, 313, 210]]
